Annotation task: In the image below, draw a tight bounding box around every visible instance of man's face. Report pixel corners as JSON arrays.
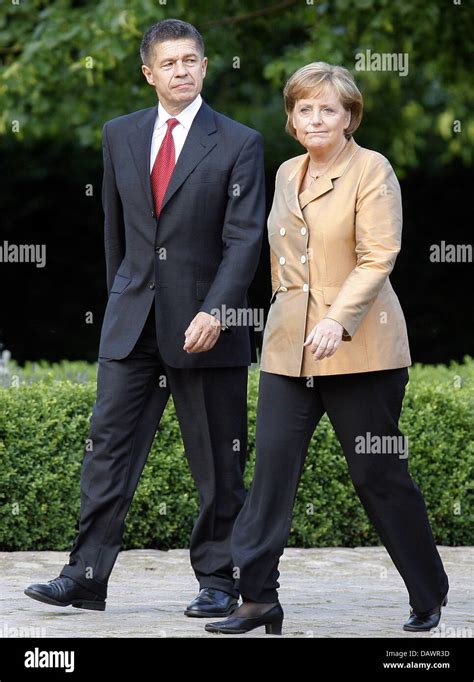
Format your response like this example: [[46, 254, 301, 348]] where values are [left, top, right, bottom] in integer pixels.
[[141, 39, 207, 113]]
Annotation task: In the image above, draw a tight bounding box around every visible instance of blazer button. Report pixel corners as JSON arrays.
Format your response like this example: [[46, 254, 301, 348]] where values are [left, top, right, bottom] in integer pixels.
[[300, 255, 307, 264], [279, 227, 286, 236], [300, 226, 307, 235], [279, 256, 286, 265], [149, 282, 155, 290], [303, 284, 309, 292], [151, 210, 156, 219]]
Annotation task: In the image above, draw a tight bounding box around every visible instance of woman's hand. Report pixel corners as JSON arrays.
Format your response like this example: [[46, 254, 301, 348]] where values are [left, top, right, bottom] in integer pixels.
[[304, 318, 344, 360]]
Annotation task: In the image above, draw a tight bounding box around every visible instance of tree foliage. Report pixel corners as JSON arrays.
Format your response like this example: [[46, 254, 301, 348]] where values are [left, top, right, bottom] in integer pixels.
[[1, 0, 472, 171]]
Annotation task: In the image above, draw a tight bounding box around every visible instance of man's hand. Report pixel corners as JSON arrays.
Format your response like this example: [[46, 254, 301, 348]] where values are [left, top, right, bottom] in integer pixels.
[[184, 312, 222, 353], [303, 318, 344, 361]]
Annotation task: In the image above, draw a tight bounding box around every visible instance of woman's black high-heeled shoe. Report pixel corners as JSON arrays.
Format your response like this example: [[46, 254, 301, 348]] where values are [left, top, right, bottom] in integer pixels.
[[204, 603, 284, 635], [403, 593, 448, 632]]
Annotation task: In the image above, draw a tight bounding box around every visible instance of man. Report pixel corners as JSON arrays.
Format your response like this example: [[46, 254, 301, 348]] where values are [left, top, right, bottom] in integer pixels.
[[25, 19, 265, 618]]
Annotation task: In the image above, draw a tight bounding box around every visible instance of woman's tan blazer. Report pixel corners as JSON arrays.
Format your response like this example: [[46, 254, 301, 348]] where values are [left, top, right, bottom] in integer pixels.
[[260, 136, 412, 377]]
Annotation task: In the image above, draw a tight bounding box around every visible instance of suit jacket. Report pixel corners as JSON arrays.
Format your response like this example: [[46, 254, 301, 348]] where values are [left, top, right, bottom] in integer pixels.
[[98, 98, 265, 367], [260, 136, 412, 377]]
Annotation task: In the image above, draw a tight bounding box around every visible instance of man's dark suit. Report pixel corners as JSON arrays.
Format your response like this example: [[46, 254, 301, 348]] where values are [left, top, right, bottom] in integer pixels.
[[60, 98, 265, 599], [98, 99, 264, 366]]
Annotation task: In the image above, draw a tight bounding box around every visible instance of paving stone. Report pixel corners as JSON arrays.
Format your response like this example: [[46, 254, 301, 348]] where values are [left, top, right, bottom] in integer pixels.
[[1, 547, 472, 638]]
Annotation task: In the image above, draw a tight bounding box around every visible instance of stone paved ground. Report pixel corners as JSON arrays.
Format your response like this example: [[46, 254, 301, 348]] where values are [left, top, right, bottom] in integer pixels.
[[1, 547, 472, 638]]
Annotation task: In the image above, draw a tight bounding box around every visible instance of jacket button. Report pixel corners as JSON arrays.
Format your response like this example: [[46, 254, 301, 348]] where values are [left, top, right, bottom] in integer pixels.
[[300, 226, 307, 235], [300, 255, 306, 264], [279, 256, 286, 265], [303, 284, 309, 292], [149, 282, 155, 290], [280, 227, 286, 236]]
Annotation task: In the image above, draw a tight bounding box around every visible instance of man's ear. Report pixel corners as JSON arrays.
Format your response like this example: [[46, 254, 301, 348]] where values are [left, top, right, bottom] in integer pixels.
[[141, 64, 154, 86]]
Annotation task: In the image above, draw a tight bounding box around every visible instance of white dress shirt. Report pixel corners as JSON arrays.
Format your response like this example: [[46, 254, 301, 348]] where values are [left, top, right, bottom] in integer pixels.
[[149, 94, 203, 173]]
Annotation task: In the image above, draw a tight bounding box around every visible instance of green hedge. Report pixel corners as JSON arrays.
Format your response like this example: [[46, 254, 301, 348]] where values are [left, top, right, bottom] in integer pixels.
[[0, 359, 472, 551]]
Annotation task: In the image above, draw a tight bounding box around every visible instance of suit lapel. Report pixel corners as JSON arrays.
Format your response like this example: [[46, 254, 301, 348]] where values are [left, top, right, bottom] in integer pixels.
[[161, 100, 218, 212], [127, 107, 157, 213], [285, 137, 361, 217], [127, 99, 218, 214]]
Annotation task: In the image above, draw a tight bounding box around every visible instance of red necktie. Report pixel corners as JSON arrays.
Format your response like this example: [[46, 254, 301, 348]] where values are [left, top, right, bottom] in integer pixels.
[[150, 117, 180, 216]]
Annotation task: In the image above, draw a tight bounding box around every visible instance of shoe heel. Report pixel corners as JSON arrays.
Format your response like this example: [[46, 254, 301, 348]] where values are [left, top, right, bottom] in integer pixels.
[[265, 618, 283, 635], [72, 599, 106, 611], [442, 595, 448, 607]]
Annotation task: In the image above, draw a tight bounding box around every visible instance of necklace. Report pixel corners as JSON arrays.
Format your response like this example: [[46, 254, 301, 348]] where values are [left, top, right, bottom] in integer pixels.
[[308, 165, 322, 181], [307, 139, 348, 184]]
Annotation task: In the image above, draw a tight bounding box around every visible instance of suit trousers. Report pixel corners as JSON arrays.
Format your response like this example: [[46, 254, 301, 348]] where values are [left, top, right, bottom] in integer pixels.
[[61, 303, 247, 599], [231, 368, 449, 612]]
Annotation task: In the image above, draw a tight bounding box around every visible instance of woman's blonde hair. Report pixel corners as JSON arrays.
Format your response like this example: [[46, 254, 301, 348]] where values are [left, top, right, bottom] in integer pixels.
[[283, 62, 363, 140]]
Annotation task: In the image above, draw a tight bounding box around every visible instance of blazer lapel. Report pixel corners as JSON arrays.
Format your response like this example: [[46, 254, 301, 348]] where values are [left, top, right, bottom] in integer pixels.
[[286, 137, 361, 216], [285, 154, 309, 221], [126, 99, 218, 215]]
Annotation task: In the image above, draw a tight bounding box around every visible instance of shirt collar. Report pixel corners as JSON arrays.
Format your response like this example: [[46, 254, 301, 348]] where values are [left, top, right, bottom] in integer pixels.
[[156, 94, 202, 131]]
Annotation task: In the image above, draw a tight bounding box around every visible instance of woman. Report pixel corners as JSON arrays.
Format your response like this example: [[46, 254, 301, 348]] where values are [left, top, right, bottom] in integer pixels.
[[205, 62, 449, 636]]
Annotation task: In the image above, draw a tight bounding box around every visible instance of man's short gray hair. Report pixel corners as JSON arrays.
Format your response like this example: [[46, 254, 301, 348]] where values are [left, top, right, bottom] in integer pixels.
[[140, 19, 205, 66]]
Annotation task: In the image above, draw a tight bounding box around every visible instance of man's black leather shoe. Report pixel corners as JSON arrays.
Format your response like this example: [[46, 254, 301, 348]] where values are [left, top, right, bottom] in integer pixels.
[[403, 594, 448, 632], [205, 603, 284, 635], [184, 588, 238, 618], [24, 575, 106, 611]]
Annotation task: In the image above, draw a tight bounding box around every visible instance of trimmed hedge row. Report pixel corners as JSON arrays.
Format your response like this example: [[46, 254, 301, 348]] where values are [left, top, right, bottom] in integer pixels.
[[0, 359, 472, 550]]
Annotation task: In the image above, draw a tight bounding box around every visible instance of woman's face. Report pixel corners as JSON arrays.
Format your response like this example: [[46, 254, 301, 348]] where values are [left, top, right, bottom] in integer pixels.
[[291, 85, 351, 155]]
